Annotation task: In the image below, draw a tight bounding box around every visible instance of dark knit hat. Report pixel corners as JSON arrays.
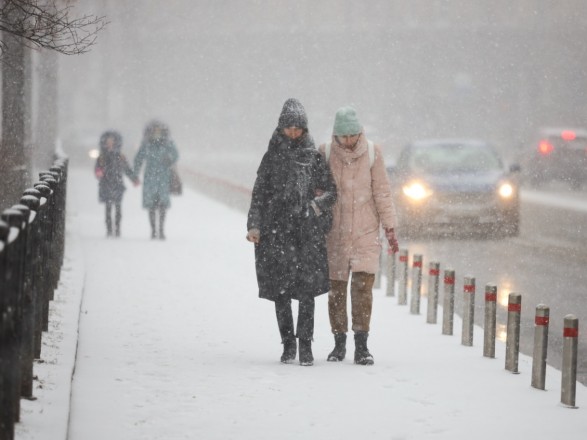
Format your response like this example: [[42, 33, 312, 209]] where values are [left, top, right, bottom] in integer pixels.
[[277, 98, 308, 130]]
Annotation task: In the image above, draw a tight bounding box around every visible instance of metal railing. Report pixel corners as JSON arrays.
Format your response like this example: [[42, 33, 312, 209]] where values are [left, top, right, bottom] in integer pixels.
[[0, 158, 68, 440]]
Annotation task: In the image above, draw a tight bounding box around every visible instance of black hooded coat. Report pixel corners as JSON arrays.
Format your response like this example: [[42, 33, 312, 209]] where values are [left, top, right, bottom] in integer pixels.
[[247, 100, 337, 302], [95, 131, 137, 203]]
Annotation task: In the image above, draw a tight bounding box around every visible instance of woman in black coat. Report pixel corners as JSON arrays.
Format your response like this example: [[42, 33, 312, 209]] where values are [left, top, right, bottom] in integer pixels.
[[94, 131, 139, 237], [246, 99, 337, 366]]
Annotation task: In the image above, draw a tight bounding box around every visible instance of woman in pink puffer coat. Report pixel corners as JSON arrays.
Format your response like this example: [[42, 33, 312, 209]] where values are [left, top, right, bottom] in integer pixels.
[[319, 106, 399, 365]]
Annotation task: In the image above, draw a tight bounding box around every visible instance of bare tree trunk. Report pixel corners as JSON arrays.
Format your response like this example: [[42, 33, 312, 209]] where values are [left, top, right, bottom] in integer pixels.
[[35, 49, 59, 170], [0, 28, 31, 211]]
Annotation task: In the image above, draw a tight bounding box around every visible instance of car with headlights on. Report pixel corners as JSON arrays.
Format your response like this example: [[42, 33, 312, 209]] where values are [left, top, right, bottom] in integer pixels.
[[387, 139, 520, 237]]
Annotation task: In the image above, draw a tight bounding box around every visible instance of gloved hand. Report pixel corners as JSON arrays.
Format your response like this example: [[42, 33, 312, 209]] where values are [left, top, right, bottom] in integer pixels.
[[385, 227, 399, 253], [246, 228, 260, 243], [95, 168, 104, 179]]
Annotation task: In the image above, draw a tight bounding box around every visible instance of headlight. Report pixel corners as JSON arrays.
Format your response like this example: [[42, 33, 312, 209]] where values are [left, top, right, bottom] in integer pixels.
[[498, 182, 515, 199], [88, 148, 100, 159], [402, 181, 432, 201]]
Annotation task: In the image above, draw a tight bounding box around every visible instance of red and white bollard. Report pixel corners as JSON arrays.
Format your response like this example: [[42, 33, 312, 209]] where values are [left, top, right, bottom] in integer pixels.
[[386, 243, 396, 297], [461, 276, 475, 346], [505, 292, 522, 374], [426, 262, 440, 324], [374, 247, 382, 289], [442, 269, 455, 336], [531, 304, 550, 390], [561, 315, 579, 408], [410, 254, 423, 315], [483, 284, 497, 358], [398, 249, 409, 305]]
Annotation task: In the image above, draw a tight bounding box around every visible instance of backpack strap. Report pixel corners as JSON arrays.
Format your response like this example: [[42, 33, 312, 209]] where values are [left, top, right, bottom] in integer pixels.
[[367, 140, 375, 168], [324, 140, 375, 168]]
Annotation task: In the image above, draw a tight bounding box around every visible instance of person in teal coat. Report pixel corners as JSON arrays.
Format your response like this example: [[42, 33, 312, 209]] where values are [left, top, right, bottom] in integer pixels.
[[133, 120, 179, 240]]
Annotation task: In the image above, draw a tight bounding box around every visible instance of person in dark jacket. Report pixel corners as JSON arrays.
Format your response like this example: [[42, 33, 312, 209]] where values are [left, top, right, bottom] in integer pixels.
[[246, 98, 337, 366], [94, 130, 139, 237], [133, 120, 179, 240]]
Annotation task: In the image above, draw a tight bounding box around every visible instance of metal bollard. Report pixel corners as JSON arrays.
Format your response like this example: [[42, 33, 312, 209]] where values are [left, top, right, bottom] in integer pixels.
[[410, 254, 423, 314], [531, 304, 550, 390], [398, 249, 409, 305], [483, 284, 497, 358], [386, 245, 396, 297], [505, 293, 522, 373], [561, 315, 579, 408], [426, 262, 440, 324], [374, 246, 382, 289], [442, 269, 455, 335], [461, 276, 475, 346]]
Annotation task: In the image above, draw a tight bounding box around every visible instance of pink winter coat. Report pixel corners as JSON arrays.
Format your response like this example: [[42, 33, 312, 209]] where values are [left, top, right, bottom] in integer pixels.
[[319, 134, 396, 281]]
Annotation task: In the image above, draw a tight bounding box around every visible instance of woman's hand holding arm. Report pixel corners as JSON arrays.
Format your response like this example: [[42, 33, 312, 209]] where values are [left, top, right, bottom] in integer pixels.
[[246, 228, 260, 243]]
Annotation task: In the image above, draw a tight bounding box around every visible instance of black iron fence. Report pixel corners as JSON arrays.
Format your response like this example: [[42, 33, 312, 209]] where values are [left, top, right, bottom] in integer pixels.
[[0, 158, 68, 440]]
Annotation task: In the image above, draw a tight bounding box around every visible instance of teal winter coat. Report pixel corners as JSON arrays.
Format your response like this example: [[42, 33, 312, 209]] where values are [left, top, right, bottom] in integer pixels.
[[133, 139, 179, 209]]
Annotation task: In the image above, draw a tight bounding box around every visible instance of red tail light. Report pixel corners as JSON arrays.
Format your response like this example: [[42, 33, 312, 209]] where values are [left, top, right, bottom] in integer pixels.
[[538, 140, 554, 155], [561, 130, 576, 141]]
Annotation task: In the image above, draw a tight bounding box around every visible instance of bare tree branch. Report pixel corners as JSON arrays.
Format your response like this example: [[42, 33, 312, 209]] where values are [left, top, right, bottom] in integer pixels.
[[0, 0, 108, 55]]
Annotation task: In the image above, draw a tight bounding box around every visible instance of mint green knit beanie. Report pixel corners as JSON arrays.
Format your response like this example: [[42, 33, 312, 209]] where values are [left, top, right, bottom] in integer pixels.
[[332, 106, 362, 136]]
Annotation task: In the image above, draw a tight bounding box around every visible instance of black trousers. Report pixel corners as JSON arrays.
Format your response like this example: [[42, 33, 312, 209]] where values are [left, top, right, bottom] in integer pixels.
[[275, 296, 315, 341], [148, 207, 166, 233], [105, 201, 121, 233]]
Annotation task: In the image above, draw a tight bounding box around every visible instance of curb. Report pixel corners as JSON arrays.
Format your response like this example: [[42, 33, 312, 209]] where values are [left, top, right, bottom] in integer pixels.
[[15, 208, 86, 440]]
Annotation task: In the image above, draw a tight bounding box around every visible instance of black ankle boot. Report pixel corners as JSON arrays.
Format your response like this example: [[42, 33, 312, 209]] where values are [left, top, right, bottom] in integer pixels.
[[354, 332, 374, 365], [327, 333, 347, 362], [280, 337, 297, 364], [299, 339, 313, 366], [159, 209, 166, 240], [106, 218, 113, 237], [149, 210, 157, 239]]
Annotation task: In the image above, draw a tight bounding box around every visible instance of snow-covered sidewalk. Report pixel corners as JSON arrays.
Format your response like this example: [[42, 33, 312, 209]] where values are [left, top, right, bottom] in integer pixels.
[[16, 167, 587, 440]]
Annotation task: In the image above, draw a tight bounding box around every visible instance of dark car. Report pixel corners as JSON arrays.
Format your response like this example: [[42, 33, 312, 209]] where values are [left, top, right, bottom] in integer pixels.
[[521, 128, 587, 190], [387, 139, 520, 237]]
